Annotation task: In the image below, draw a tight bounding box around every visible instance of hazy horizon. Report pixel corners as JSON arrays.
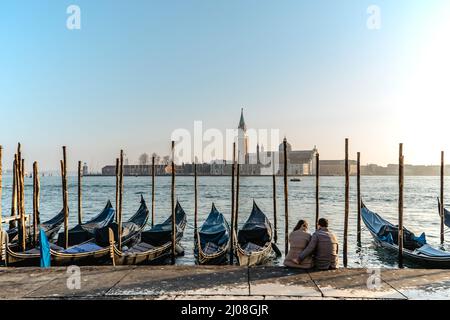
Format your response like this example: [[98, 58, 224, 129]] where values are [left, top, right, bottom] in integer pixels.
[[2, 1, 450, 172]]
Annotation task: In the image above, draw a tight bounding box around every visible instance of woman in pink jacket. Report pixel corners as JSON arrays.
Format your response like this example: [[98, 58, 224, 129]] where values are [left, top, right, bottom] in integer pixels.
[[283, 220, 314, 269]]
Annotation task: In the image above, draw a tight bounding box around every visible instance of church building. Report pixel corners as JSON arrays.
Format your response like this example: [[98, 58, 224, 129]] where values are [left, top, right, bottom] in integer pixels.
[[238, 109, 318, 176]]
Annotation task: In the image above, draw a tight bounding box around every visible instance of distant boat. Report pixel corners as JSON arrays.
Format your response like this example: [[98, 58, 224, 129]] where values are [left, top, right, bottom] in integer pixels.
[[290, 178, 301, 182]]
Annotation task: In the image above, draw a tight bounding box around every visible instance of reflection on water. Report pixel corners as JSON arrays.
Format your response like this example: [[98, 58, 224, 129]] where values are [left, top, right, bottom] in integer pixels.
[[1, 175, 449, 267]]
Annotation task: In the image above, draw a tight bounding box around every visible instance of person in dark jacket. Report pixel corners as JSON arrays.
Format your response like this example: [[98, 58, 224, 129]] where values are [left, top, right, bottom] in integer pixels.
[[293, 218, 339, 270]]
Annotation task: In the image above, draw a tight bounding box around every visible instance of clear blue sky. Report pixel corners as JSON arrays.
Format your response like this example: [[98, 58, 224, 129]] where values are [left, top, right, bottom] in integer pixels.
[[1, 1, 449, 171]]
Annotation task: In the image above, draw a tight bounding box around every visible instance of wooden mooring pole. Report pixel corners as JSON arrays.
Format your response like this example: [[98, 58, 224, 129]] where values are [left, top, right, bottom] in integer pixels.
[[398, 143, 404, 268], [343, 138, 349, 268], [315, 152, 320, 229], [229, 143, 236, 265], [115, 158, 119, 222], [357, 152, 361, 245], [33, 161, 40, 246], [283, 138, 289, 256], [61, 146, 69, 249], [20, 159, 26, 251], [33, 162, 36, 245], [151, 156, 155, 228], [16, 143, 26, 251], [171, 141, 176, 265], [272, 172, 278, 243], [440, 151, 445, 245], [194, 163, 198, 233], [14, 154, 22, 250], [118, 150, 124, 250], [60, 161, 67, 249], [78, 161, 82, 225], [10, 158, 17, 229], [235, 155, 240, 236], [62, 146, 69, 249], [21, 158, 26, 246]]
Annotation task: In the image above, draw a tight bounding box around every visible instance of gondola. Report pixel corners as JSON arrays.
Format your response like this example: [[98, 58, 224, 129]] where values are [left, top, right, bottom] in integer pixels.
[[235, 201, 280, 266], [56, 201, 115, 247], [6, 208, 65, 244], [437, 197, 450, 228], [110, 201, 187, 265], [5, 196, 149, 267], [362, 201, 450, 268], [194, 203, 230, 265]]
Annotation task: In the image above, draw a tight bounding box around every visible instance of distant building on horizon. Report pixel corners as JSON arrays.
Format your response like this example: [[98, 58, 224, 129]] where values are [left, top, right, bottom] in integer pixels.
[[98, 109, 450, 177], [82, 162, 89, 176], [319, 160, 357, 176]]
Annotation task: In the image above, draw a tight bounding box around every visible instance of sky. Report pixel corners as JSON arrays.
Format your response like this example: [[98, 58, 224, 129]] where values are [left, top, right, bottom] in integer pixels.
[[1, 0, 450, 172]]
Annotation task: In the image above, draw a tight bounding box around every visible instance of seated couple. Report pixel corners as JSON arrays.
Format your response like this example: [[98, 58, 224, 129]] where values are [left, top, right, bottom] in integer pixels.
[[284, 218, 339, 270]]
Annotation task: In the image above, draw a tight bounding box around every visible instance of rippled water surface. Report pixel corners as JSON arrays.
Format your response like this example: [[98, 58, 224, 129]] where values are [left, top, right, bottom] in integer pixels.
[[2, 175, 449, 267]]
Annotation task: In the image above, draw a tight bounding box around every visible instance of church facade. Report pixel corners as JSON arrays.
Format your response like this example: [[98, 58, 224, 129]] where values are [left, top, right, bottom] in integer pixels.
[[235, 109, 318, 176]]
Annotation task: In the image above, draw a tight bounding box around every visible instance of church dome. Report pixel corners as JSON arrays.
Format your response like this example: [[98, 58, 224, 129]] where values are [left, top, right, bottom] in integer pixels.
[[279, 140, 292, 152]]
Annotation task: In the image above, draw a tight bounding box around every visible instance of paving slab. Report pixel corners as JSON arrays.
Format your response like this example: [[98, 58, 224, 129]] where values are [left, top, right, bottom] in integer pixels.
[[107, 266, 249, 297], [264, 295, 326, 300], [249, 266, 321, 297], [0, 267, 66, 299], [116, 295, 178, 300], [175, 295, 265, 300], [381, 269, 450, 300], [309, 268, 406, 299], [27, 266, 135, 298]]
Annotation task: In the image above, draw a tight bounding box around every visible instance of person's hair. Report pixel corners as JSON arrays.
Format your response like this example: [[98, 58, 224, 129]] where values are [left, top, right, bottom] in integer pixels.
[[318, 218, 329, 228], [293, 220, 308, 232]]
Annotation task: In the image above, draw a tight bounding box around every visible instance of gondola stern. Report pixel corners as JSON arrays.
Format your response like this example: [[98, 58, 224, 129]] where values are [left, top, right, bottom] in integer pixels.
[[360, 198, 366, 209], [251, 200, 262, 214]]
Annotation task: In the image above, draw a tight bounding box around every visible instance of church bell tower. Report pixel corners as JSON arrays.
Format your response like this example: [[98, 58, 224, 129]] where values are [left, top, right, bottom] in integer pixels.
[[237, 108, 248, 164]]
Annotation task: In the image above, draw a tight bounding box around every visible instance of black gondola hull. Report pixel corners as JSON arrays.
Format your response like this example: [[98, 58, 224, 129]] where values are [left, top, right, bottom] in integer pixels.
[[236, 201, 278, 266], [111, 201, 187, 266], [194, 204, 230, 265], [5, 198, 149, 267], [362, 201, 450, 268]]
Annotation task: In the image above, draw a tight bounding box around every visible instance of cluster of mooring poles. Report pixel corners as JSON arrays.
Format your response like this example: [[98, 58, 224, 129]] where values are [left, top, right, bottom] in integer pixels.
[[0, 144, 33, 253], [267, 138, 445, 269], [341, 141, 445, 268], [0, 139, 446, 268]]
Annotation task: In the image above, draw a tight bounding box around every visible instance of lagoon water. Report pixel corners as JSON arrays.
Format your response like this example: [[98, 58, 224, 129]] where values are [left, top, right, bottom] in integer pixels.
[[1, 175, 449, 268]]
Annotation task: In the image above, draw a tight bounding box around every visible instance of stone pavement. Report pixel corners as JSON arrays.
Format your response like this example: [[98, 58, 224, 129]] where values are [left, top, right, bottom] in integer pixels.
[[0, 266, 449, 300]]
